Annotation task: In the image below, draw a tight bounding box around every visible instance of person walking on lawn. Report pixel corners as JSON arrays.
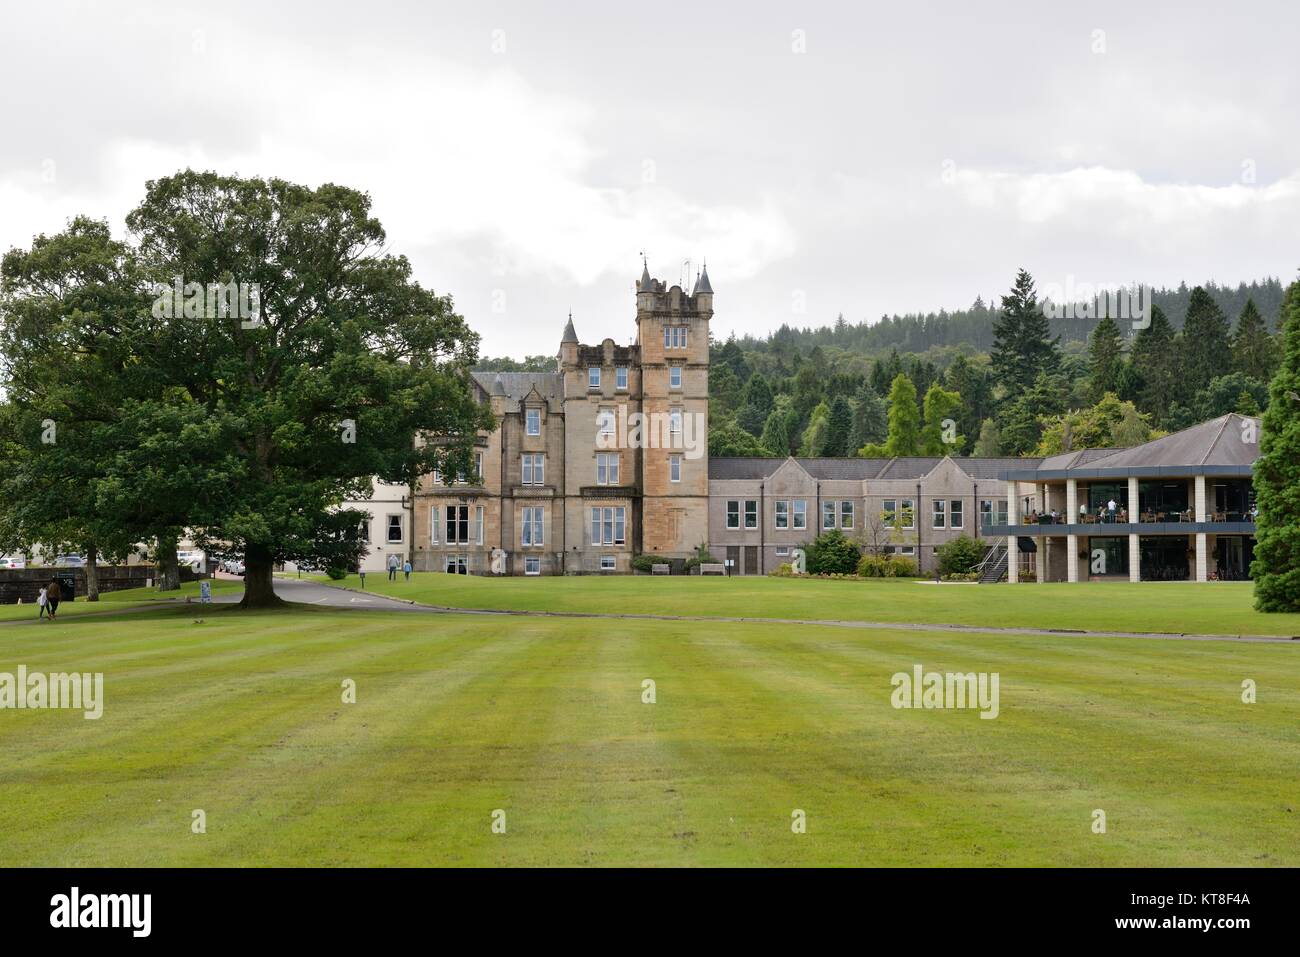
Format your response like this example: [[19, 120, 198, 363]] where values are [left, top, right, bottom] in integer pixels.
[[403, 559, 412, 582], [37, 586, 48, 621], [45, 578, 61, 620], [387, 553, 399, 582]]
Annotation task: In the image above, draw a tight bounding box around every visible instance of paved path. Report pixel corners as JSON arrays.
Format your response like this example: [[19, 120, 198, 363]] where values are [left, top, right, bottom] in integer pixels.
[[3, 576, 1296, 644]]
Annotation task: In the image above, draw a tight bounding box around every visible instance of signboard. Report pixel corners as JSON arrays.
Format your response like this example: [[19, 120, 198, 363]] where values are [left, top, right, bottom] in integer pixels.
[[55, 571, 75, 603], [199, 580, 212, 604]]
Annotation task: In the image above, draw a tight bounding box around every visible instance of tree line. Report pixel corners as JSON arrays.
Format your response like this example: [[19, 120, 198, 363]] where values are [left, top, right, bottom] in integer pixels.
[[709, 268, 1290, 459]]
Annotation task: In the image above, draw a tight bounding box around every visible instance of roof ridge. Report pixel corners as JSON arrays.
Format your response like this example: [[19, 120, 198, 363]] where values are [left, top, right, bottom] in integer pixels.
[[1201, 415, 1233, 466]]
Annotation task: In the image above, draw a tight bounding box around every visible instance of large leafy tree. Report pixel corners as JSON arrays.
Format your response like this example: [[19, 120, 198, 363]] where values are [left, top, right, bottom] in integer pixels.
[[708, 415, 768, 457], [122, 171, 494, 607], [1034, 393, 1155, 455], [1252, 281, 1300, 611], [990, 268, 1059, 398], [0, 217, 154, 597]]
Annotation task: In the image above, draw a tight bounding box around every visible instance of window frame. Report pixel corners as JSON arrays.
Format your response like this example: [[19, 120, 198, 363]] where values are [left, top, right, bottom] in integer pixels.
[[525, 408, 541, 436], [521, 506, 545, 547]]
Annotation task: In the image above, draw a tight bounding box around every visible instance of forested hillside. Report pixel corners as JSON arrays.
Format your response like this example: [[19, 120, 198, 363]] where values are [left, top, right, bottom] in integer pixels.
[[477, 271, 1293, 462], [708, 271, 1292, 459]]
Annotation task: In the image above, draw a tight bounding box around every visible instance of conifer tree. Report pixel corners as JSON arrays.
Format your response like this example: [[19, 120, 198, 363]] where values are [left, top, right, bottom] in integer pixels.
[[1252, 281, 1300, 611], [990, 269, 1060, 397], [1181, 285, 1233, 387], [1232, 297, 1279, 382], [1087, 315, 1125, 402]]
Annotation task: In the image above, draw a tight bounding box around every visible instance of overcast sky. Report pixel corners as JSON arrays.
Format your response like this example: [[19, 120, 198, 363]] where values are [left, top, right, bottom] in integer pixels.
[[3, 1, 1298, 357]]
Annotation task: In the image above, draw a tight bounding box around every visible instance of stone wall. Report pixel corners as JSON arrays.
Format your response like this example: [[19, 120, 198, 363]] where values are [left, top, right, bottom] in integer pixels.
[[0, 566, 201, 604]]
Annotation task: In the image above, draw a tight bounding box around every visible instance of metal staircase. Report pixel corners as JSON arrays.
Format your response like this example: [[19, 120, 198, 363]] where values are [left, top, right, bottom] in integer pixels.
[[975, 541, 1008, 583]]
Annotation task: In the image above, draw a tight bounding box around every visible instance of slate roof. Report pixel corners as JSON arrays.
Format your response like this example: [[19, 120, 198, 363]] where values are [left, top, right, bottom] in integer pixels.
[[1081, 414, 1261, 470], [1036, 448, 1124, 470], [709, 454, 1042, 482], [470, 371, 562, 402], [957, 456, 1044, 479], [795, 457, 892, 480], [708, 458, 786, 480]]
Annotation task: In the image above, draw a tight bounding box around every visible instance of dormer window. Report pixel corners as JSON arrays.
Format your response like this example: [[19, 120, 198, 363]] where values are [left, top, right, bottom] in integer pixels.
[[526, 408, 541, 436], [588, 367, 601, 389]]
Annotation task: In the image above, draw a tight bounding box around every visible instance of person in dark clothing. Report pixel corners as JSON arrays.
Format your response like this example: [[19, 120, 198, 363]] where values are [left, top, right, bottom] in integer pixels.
[[45, 578, 61, 619]]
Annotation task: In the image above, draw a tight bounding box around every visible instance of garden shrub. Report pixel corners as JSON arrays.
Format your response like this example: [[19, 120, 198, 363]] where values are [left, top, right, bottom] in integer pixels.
[[935, 535, 985, 577], [804, 529, 861, 575]]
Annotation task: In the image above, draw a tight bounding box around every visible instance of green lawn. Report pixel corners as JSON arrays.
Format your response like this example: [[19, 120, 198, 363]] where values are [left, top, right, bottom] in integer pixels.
[[0, 579, 242, 622], [1, 603, 1297, 866], [314, 572, 1300, 636]]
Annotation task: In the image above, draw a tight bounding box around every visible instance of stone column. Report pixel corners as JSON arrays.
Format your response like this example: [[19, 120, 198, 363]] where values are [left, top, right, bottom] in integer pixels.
[[1195, 533, 1207, 582], [1067, 534, 1078, 583], [1066, 478, 1078, 525], [1006, 485, 1019, 583], [1129, 532, 1140, 583], [1194, 475, 1206, 522], [1065, 478, 1079, 584], [1038, 536, 1047, 583], [1127, 476, 1139, 525]]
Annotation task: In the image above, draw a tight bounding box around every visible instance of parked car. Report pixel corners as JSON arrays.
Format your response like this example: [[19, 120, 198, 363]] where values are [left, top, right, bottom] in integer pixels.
[[54, 554, 85, 567], [177, 550, 206, 573], [1, 554, 26, 569]]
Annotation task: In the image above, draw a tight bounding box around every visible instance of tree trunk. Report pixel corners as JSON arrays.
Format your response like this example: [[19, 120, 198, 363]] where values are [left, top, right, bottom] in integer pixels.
[[239, 543, 284, 609], [155, 535, 181, 591], [85, 544, 100, 602]]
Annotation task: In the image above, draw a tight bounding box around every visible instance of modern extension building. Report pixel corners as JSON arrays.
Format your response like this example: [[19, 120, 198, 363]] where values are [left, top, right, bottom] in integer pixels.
[[708, 454, 1027, 575], [986, 414, 1260, 583], [407, 267, 1261, 581]]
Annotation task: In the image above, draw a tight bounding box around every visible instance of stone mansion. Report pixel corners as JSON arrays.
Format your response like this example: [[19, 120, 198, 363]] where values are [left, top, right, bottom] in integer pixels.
[[356, 266, 1258, 582], [412, 263, 712, 576]]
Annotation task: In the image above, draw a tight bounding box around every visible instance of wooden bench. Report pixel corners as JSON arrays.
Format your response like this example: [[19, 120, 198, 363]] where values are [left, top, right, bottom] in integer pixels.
[[651, 564, 671, 575], [699, 563, 726, 576]]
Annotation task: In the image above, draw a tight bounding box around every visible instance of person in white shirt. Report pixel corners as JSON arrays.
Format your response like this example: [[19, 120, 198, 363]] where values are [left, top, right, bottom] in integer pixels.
[[1107, 498, 1117, 522], [37, 586, 48, 621]]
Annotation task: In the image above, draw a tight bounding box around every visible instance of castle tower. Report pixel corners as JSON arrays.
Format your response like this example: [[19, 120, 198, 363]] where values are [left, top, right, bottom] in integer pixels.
[[634, 262, 712, 559]]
